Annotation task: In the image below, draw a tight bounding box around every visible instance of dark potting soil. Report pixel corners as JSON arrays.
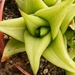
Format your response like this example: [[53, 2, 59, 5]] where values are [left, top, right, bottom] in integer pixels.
[[0, 0, 66, 75]]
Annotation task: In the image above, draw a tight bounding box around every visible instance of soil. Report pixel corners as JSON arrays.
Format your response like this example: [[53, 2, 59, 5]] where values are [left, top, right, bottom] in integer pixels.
[[0, 0, 66, 75]]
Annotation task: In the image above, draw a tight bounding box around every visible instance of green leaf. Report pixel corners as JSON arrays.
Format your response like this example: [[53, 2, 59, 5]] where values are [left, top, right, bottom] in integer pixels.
[[0, 17, 26, 42], [35, 0, 74, 39], [15, 0, 47, 14], [20, 10, 49, 37], [1, 38, 25, 62], [40, 26, 50, 37], [65, 29, 74, 40], [61, 4, 75, 34], [65, 49, 75, 75], [43, 30, 75, 72], [24, 30, 51, 74], [67, 37, 75, 48]]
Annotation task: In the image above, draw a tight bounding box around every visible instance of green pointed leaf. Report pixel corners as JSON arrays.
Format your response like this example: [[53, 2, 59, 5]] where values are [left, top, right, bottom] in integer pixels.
[[24, 30, 51, 74], [1, 38, 25, 62], [40, 26, 50, 37], [43, 30, 75, 72], [20, 10, 49, 37], [65, 58, 75, 75], [35, 0, 74, 39], [61, 4, 75, 34], [0, 17, 26, 42], [15, 0, 47, 14], [43, 45, 75, 73], [65, 57, 75, 75], [66, 49, 75, 75]]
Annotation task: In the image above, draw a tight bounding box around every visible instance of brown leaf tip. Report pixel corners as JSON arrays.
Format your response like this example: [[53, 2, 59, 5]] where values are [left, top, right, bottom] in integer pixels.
[[1, 56, 9, 62]]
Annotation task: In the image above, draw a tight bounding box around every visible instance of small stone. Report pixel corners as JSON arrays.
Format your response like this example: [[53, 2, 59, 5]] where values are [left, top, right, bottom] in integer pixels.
[[4, 34, 9, 40], [43, 69, 48, 74], [5, 7, 8, 11]]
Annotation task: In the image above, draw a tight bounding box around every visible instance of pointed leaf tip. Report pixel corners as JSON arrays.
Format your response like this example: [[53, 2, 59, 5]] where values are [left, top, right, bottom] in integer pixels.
[[1, 56, 9, 62]]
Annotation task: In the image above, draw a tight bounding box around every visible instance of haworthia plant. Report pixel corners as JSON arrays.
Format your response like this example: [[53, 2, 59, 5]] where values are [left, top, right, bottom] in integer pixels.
[[0, 0, 75, 75], [20, 10, 49, 37]]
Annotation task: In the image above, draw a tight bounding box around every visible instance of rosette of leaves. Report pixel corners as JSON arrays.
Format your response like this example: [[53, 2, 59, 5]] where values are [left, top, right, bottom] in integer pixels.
[[0, 0, 75, 75]]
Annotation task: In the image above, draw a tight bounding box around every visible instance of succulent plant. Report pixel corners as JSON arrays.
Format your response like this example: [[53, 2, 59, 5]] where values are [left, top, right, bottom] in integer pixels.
[[0, 0, 75, 75]]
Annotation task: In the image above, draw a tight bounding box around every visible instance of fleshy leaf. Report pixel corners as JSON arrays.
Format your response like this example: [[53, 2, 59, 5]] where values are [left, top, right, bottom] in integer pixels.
[[65, 58, 75, 75], [15, 0, 47, 14], [67, 36, 75, 48], [20, 10, 49, 37], [0, 17, 26, 42], [65, 29, 74, 40], [65, 47, 75, 75], [61, 4, 75, 34], [24, 30, 51, 74], [43, 30, 75, 72], [35, 0, 74, 39], [1, 38, 25, 62], [40, 27, 50, 37]]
